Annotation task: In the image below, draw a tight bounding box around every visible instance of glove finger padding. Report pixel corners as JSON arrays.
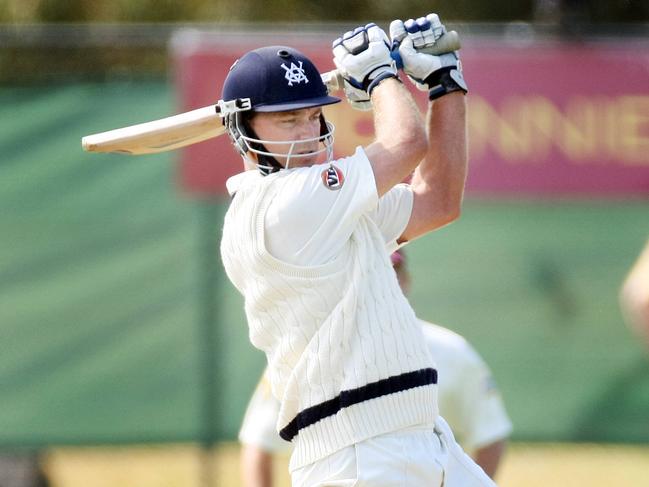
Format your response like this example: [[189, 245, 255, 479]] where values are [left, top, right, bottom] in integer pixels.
[[404, 15, 445, 50], [389, 19, 407, 45], [391, 13, 468, 98], [333, 23, 398, 96]]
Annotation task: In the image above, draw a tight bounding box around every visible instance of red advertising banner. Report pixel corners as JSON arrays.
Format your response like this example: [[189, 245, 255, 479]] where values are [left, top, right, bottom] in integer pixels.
[[172, 31, 649, 197]]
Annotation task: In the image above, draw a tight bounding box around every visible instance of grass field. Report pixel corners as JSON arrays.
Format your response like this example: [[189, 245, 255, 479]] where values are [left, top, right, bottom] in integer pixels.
[[43, 441, 649, 487]]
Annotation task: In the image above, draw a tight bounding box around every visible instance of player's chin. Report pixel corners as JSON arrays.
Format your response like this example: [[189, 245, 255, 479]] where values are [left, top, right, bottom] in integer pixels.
[[292, 151, 318, 167]]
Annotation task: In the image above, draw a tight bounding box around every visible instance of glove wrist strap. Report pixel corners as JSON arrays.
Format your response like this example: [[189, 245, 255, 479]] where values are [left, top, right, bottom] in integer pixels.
[[367, 71, 400, 95], [426, 67, 467, 100]]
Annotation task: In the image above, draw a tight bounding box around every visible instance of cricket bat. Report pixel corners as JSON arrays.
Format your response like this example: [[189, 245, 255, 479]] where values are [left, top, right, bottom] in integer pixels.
[[82, 105, 229, 155], [82, 31, 460, 155]]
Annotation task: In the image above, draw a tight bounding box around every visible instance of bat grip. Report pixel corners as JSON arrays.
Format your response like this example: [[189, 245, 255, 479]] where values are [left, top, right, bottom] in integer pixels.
[[390, 48, 403, 70]]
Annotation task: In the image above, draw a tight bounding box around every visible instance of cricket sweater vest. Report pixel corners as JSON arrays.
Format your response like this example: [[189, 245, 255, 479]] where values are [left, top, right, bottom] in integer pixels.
[[221, 170, 438, 470]]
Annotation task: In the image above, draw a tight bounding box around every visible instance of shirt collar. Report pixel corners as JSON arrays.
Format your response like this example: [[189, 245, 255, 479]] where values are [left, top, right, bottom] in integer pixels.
[[225, 170, 261, 197]]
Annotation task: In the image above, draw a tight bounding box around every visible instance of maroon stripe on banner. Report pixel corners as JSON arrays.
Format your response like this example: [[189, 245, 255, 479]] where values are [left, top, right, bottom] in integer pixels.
[[172, 34, 649, 197]]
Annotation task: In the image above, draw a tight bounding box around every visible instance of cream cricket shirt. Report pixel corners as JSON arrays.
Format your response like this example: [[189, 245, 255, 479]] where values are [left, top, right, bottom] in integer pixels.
[[221, 147, 438, 470], [239, 321, 513, 457]]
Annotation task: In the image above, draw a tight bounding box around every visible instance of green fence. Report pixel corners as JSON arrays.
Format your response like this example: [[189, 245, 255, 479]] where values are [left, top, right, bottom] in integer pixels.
[[1, 82, 647, 447]]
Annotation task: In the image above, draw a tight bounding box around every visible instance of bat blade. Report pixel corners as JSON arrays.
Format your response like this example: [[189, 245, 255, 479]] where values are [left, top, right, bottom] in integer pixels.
[[82, 105, 227, 155]]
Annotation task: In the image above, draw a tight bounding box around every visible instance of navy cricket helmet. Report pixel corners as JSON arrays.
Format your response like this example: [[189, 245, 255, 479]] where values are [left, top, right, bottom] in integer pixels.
[[221, 46, 341, 175]]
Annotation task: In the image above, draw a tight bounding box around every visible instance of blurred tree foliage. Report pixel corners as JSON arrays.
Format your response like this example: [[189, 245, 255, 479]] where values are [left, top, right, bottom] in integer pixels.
[[0, 0, 646, 82], [0, 0, 647, 23]]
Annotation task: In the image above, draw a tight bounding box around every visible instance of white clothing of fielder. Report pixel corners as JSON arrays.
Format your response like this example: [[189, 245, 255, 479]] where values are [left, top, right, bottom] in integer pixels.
[[221, 148, 496, 485], [239, 321, 513, 457]]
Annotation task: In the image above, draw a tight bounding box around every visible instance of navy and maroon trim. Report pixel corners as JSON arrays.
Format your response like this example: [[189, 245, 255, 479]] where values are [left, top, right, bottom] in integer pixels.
[[279, 367, 437, 441]]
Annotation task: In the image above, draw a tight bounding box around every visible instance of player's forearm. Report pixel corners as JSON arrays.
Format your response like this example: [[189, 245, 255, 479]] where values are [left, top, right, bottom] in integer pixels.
[[620, 242, 649, 343], [370, 78, 427, 193], [473, 439, 507, 479], [621, 279, 649, 328], [240, 445, 274, 487], [413, 92, 467, 223]]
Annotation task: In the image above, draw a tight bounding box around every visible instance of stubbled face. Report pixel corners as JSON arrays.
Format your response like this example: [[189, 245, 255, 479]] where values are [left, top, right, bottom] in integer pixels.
[[249, 107, 324, 168]]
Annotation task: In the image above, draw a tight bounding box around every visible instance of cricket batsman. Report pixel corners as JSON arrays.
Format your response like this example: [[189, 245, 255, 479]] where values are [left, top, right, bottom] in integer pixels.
[[220, 13, 493, 486]]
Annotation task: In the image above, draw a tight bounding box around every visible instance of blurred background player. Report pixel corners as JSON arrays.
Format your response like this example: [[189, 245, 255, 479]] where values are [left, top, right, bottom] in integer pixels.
[[239, 249, 512, 487], [619, 238, 649, 352]]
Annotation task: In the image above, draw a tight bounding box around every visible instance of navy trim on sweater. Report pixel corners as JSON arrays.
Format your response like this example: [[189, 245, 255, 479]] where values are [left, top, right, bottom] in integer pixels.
[[279, 367, 437, 441]]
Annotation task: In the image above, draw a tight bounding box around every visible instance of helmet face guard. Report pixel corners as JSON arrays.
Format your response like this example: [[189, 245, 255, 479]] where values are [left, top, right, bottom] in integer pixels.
[[225, 111, 335, 175], [220, 46, 341, 175]]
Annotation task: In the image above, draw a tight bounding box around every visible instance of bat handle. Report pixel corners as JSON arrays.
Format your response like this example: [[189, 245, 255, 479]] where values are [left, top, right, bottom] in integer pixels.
[[321, 70, 345, 93], [389, 48, 403, 70]]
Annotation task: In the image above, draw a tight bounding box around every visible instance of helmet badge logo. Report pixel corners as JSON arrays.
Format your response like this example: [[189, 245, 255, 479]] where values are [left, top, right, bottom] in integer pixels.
[[281, 61, 309, 86]]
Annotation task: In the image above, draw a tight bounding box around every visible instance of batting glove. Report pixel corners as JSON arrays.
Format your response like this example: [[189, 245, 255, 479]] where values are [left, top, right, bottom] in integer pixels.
[[333, 23, 399, 98], [343, 83, 373, 111], [390, 14, 468, 100]]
